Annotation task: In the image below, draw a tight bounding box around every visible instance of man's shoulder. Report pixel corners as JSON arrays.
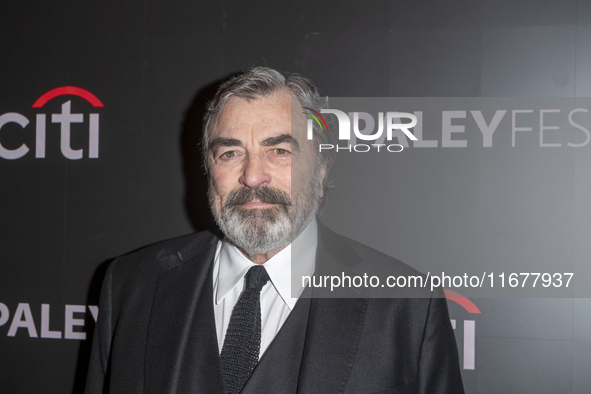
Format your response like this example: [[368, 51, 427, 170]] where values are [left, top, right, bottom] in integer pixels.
[[319, 223, 424, 277], [342, 235, 424, 277], [317, 223, 434, 298], [108, 230, 221, 282]]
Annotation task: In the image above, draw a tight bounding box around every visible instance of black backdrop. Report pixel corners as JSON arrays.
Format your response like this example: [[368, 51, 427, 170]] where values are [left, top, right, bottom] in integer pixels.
[[2, 1, 591, 393]]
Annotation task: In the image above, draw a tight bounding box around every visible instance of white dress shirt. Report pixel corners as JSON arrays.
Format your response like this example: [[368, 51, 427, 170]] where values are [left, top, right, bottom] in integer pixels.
[[212, 217, 317, 359]]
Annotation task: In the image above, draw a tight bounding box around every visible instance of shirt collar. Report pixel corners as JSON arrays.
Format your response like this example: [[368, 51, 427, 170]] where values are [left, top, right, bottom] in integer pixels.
[[216, 217, 318, 310]]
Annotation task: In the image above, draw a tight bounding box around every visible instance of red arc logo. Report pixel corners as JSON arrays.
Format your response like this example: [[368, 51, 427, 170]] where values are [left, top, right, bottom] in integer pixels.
[[32, 86, 104, 108]]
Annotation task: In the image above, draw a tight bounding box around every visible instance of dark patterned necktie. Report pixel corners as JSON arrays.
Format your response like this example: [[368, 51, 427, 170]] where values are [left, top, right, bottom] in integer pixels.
[[220, 265, 270, 394]]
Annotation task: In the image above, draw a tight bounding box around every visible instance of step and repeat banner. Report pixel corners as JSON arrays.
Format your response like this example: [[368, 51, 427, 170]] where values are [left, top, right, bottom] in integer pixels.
[[2, 0, 591, 393]]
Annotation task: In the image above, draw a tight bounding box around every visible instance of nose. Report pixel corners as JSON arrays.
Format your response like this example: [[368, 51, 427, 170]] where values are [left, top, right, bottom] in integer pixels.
[[239, 155, 272, 188]]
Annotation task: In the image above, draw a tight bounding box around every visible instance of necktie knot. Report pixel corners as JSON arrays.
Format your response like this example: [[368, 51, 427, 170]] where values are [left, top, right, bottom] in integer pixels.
[[244, 265, 270, 291]]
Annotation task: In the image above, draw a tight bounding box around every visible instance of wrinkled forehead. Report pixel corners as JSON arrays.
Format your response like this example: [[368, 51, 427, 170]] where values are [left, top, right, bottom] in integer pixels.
[[212, 90, 309, 141]]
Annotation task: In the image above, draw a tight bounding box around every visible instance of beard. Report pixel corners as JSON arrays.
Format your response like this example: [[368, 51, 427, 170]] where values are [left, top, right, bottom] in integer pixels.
[[209, 170, 321, 258]]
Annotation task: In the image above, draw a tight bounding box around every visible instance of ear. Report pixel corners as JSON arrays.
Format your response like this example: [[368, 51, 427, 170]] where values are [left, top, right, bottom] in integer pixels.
[[318, 163, 327, 198]]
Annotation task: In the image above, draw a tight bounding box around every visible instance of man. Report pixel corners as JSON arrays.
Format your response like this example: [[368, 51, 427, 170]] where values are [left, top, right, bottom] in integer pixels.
[[85, 67, 464, 393]]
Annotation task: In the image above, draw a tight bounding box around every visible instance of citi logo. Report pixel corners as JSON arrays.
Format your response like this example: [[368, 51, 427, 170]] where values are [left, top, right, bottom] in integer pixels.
[[0, 86, 104, 160], [445, 289, 480, 370]]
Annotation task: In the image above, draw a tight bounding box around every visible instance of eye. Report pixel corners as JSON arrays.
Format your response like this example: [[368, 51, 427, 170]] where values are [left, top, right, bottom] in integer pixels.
[[220, 151, 236, 159], [275, 148, 288, 155]]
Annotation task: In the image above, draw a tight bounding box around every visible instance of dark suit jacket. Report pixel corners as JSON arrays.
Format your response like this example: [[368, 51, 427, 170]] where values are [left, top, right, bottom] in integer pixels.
[[85, 223, 464, 394]]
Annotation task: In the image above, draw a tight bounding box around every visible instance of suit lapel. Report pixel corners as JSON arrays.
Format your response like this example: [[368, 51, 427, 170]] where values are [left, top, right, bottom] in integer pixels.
[[144, 233, 226, 394], [297, 297, 368, 393], [240, 297, 311, 394], [297, 223, 369, 393]]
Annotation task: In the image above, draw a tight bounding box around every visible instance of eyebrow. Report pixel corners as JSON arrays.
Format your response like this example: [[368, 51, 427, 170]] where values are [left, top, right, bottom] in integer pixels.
[[210, 137, 242, 152], [210, 134, 300, 152], [261, 134, 300, 150]]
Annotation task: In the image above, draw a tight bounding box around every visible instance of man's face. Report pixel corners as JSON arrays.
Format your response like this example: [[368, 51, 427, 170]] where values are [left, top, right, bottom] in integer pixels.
[[207, 89, 324, 258]]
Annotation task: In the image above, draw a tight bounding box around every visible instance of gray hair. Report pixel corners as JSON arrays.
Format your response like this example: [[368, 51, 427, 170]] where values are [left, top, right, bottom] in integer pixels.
[[202, 67, 337, 208]]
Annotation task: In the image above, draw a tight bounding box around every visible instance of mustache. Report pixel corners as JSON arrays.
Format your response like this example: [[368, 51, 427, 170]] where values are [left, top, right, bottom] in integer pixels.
[[224, 186, 292, 208]]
